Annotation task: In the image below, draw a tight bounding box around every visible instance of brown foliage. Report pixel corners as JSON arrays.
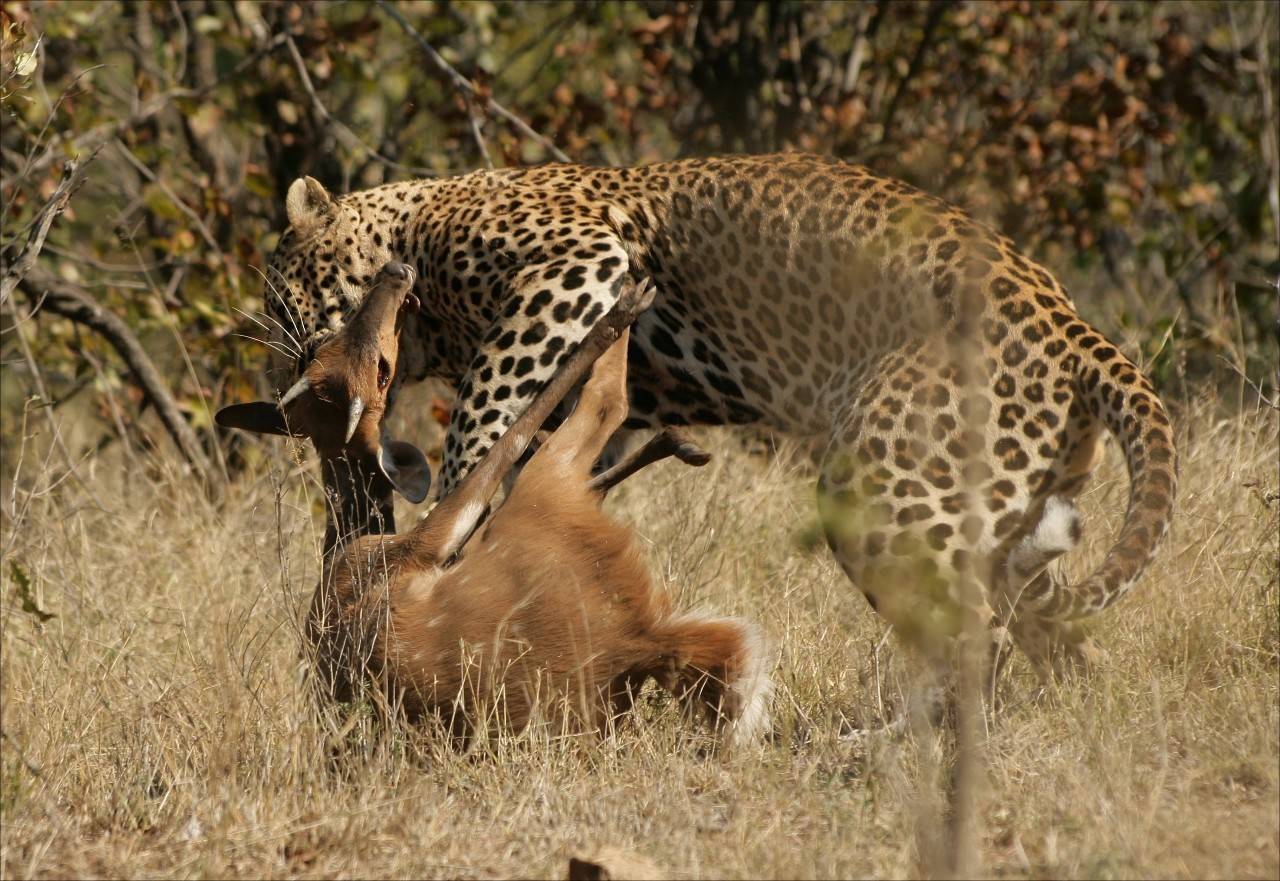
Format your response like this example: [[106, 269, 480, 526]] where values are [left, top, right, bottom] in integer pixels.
[[0, 0, 1275, 475]]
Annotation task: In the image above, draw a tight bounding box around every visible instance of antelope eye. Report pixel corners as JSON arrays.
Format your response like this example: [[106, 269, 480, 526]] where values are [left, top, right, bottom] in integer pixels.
[[377, 356, 392, 390]]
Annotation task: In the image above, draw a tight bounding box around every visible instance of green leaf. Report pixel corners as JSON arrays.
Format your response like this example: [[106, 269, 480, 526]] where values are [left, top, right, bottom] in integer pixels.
[[9, 561, 54, 624]]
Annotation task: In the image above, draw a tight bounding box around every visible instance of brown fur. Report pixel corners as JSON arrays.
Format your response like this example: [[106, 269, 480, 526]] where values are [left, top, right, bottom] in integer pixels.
[[221, 269, 771, 745]]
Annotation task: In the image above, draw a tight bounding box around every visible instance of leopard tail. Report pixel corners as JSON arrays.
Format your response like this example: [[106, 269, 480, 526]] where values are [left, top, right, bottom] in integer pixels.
[[1029, 336, 1178, 620]]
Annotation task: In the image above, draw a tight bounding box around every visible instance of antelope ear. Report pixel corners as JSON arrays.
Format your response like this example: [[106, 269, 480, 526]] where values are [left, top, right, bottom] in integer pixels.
[[216, 402, 302, 437], [285, 176, 335, 235], [379, 439, 431, 503]]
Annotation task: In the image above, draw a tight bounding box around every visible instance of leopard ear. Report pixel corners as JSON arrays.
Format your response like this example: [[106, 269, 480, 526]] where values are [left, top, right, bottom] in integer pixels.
[[285, 176, 335, 235]]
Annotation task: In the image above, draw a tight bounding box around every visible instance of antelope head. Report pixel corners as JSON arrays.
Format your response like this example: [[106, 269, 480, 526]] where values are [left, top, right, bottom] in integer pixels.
[[217, 261, 431, 549]]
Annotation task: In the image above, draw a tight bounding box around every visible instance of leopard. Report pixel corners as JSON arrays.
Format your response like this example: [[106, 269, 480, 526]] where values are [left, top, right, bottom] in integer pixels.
[[255, 152, 1177, 684]]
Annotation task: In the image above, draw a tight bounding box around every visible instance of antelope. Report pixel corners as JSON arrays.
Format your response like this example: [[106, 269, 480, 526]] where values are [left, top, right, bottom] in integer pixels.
[[217, 263, 772, 746]]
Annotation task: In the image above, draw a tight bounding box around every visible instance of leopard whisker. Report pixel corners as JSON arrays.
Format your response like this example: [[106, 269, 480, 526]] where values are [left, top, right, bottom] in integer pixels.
[[253, 265, 311, 357], [233, 305, 303, 358], [265, 265, 312, 358], [230, 332, 300, 361]]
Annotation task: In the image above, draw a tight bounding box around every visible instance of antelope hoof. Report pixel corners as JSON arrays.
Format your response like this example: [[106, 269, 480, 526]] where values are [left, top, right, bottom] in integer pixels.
[[662, 429, 711, 467]]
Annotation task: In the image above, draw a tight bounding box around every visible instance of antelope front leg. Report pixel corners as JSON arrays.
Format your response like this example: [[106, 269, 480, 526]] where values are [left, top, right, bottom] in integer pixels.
[[588, 428, 712, 495], [408, 279, 657, 563]]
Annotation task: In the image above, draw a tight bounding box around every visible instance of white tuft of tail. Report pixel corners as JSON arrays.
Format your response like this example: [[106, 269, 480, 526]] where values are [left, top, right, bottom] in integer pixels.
[[723, 617, 774, 749], [1029, 495, 1081, 556], [659, 611, 774, 748], [1005, 494, 1082, 591]]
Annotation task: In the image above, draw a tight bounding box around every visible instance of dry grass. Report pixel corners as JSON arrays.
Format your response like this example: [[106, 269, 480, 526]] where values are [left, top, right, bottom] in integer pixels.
[[1, 387, 1276, 880]]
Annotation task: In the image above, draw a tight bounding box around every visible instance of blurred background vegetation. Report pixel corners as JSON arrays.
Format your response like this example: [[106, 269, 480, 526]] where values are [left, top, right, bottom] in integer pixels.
[[1, 0, 1276, 483]]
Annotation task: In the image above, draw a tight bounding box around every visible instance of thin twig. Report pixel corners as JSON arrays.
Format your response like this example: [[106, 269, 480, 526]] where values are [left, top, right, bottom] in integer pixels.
[[40, 242, 175, 273], [3, 296, 88, 488], [878, 0, 946, 145], [842, 1, 886, 95], [2, 64, 103, 198], [17, 266, 213, 478], [1141, 306, 1182, 375], [493, 7, 577, 84], [509, 17, 578, 106], [113, 137, 231, 284], [77, 334, 138, 463], [374, 0, 570, 163], [20, 32, 291, 177], [1217, 354, 1280, 411], [1158, 219, 1231, 305], [116, 220, 234, 483], [0, 147, 101, 306], [1249, 6, 1280, 251], [168, 0, 190, 85], [462, 89, 494, 170], [283, 34, 436, 178]]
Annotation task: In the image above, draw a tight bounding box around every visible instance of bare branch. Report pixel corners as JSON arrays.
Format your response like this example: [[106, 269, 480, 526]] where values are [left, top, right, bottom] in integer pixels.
[[283, 34, 437, 178], [16, 266, 213, 479], [0, 147, 101, 307], [374, 0, 571, 164], [462, 90, 494, 170]]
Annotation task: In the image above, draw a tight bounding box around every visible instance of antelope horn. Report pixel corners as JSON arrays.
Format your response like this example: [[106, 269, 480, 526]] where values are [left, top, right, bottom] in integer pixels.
[[345, 396, 364, 444], [279, 376, 311, 408]]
